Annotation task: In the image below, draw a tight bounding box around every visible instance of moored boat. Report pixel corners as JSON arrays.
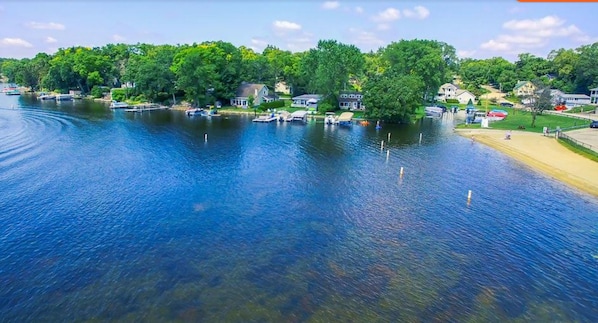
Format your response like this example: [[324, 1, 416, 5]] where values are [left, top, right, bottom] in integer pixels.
[[109, 101, 129, 109]]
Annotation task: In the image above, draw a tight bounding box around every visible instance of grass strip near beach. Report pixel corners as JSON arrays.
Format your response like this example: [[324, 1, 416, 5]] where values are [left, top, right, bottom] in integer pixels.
[[557, 137, 598, 163], [455, 107, 591, 133]]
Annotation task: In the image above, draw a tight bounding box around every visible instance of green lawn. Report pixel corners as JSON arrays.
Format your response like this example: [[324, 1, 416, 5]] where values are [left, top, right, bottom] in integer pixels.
[[455, 107, 592, 133]]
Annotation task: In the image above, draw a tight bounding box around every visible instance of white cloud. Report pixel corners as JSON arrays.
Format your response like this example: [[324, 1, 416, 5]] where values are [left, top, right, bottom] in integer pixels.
[[112, 34, 126, 42], [377, 24, 390, 31], [372, 8, 400, 23], [481, 15, 594, 53], [457, 50, 476, 58], [355, 6, 364, 14], [286, 32, 315, 52], [480, 40, 510, 51], [0, 37, 33, 48], [273, 20, 302, 31], [322, 1, 340, 10], [25, 21, 65, 30], [503, 15, 563, 32], [45, 36, 57, 43], [402, 6, 430, 20], [348, 28, 385, 50]]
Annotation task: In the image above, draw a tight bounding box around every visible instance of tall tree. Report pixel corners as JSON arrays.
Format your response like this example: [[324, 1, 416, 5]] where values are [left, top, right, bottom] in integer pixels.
[[362, 70, 424, 123]]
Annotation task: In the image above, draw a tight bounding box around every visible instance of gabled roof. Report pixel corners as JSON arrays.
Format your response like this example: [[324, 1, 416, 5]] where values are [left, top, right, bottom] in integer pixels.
[[439, 83, 458, 90], [292, 94, 322, 100], [235, 83, 267, 97], [513, 81, 533, 90], [456, 89, 475, 97], [560, 94, 590, 99]]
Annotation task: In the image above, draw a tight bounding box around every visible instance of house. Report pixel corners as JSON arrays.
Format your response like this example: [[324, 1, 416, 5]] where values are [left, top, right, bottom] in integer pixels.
[[455, 89, 476, 105], [291, 94, 322, 109], [230, 83, 274, 108], [436, 83, 459, 102], [338, 91, 364, 110], [275, 81, 291, 95], [513, 81, 536, 97], [535, 88, 564, 105], [556, 93, 591, 108], [590, 87, 598, 105]]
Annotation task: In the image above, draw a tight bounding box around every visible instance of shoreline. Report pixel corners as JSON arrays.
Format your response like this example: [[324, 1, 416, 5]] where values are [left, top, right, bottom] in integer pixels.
[[455, 128, 598, 198]]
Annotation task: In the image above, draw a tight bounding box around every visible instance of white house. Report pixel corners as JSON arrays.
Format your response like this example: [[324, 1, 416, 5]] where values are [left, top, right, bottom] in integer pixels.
[[513, 81, 536, 97], [455, 89, 476, 105], [436, 83, 458, 102], [275, 81, 291, 95], [338, 91, 364, 110], [557, 93, 591, 108], [291, 94, 322, 109], [590, 87, 598, 105], [230, 83, 273, 108]]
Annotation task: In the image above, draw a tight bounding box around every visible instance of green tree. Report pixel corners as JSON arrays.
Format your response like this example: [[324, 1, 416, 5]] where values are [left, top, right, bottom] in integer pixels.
[[362, 70, 424, 123], [528, 81, 553, 128]]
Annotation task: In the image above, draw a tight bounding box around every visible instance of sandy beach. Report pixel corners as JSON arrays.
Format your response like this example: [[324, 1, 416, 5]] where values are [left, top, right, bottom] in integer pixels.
[[456, 129, 598, 197]]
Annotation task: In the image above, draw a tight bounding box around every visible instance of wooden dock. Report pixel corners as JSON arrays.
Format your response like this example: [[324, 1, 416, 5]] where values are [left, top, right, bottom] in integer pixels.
[[124, 104, 171, 113]]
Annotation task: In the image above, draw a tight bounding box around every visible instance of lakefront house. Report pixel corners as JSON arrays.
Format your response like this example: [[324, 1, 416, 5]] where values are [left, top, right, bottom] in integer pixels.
[[291, 94, 322, 109], [338, 91, 364, 110], [436, 83, 459, 102], [513, 81, 536, 97], [230, 83, 275, 108]]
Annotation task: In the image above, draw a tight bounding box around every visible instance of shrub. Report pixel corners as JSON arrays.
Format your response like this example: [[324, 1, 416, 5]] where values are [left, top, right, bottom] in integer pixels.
[[260, 99, 285, 110], [445, 99, 459, 104], [111, 88, 126, 102], [91, 86, 109, 99], [319, 102, 334, 112]]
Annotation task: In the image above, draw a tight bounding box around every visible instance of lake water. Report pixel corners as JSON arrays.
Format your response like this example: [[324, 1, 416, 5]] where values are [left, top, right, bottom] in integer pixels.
[[1, 93, 597, 322]]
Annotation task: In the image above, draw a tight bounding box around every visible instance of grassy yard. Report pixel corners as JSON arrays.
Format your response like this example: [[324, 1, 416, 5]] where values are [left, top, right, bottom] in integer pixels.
[[456, 107, 592, 133]]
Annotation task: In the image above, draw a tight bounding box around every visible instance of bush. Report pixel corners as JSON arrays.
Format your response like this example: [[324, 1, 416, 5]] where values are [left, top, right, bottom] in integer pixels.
[[445, 99, 459, 104], [260, 99, 285, 110], [111, 88, 126, 102], [319, 102, 334, 112], [91, 86, 109, 99]]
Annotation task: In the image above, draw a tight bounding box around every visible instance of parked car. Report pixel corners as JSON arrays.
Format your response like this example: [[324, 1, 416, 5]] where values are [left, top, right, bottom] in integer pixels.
[[500, 102, 514, 107], [590, 120, 598, 128], [555, 105, 567, 111]]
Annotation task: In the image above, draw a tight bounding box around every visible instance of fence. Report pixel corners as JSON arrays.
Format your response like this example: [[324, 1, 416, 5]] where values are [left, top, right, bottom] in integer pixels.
[[557, 132, 596, 152]]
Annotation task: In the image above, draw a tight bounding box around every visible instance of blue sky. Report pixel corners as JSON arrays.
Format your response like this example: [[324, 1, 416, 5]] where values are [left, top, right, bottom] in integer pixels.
[[0, 1, 596, 61]]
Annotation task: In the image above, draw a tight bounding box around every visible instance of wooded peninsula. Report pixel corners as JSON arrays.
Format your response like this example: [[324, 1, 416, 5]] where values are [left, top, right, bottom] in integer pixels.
[[1, 39, 597, 122]]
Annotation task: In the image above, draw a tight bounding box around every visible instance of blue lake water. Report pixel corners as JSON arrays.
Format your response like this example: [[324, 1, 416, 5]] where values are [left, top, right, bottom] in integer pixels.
[[0, 93, 597, 322]]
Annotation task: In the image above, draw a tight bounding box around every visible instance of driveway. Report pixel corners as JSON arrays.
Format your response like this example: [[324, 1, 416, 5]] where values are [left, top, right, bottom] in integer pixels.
[[564, 128, 598, 153]]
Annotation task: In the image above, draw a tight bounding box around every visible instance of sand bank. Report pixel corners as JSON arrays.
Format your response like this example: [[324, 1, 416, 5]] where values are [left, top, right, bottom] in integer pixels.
[[456, 129, 598, 198]]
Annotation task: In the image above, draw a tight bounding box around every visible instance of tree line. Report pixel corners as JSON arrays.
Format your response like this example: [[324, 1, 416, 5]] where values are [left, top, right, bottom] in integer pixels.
[[1, 39, 597, 123]]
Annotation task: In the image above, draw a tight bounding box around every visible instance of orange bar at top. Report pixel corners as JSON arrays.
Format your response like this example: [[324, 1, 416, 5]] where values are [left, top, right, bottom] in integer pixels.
[[518, 0, 598, 2]]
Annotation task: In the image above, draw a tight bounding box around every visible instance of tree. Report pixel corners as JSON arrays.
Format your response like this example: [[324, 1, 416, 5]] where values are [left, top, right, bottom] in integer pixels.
[[248, 95, 256, 116], [527, 81, 553, 128], [362, 70, 424, 123]]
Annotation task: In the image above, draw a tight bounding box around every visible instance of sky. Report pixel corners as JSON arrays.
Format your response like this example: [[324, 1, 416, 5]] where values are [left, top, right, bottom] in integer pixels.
[[0, 0, 597, 61]]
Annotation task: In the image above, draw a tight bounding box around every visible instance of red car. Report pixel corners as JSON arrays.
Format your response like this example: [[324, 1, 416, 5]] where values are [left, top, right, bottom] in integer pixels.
[[487, 111, 506, 118], [555, 105, 567, 111]]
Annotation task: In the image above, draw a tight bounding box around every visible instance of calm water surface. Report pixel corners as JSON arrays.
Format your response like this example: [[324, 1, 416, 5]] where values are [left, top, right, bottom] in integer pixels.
[[0, 93, 597, 322]]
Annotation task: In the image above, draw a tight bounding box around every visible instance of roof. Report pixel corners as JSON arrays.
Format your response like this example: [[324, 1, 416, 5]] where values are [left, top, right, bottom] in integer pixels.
[[439, 83, 458, 90], [513, 81, 532, 90], [337, 112, 354, 122], [292, 94, 322, 100], [560, 94, 590, 99], [291, 110, 309, 117], [235, 83, 266, 97], [456, 89, 475, 97], [589, 87, 598, 91], [340, 90, 362, 95]]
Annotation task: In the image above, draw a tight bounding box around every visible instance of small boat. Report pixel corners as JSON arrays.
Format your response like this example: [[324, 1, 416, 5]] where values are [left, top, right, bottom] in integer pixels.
[[186, 108, 205, 116], [335, 112, 354, 126], [288, 110, 309, 123], [324, 112, 336, 125], [425, 106, 444, 118], [277, 111, 292, 122], [252, 113, 278, 123], [38, 93, 56, 100], [109, 101, 129, 109], [55, 94, 73, 101], [4, 88, 20, 95]]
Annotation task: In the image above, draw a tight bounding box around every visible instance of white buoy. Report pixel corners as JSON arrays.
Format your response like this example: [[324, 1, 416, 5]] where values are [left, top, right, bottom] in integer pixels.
[[387, 132, 391, 141], [204, 133, 208, 142], [419, 133, 423, 144], [400, 167, 404, 178], [467, 190, 472, 200], [386, 150, 390, 160], [381, 140, 384, 150]]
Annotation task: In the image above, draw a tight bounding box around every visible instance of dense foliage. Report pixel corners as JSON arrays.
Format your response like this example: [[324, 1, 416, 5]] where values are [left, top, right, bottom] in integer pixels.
[[1, 39, 597, 123]]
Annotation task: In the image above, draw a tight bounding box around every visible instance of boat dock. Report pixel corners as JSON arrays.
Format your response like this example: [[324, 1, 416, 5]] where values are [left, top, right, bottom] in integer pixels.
[[124, 104, 171, 113]]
